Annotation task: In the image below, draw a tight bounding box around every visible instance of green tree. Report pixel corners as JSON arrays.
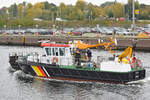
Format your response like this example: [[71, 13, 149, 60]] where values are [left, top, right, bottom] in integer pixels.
[[23, 2, 26, 17], [100, 2, 114, 8], [76, 8, 84, 20], [139, 5, 150, 19], [104, 6, 114, 18], [107, 9, 114, 18], [13, 3, 18, 18], [127, 0, 140, 19], [44, 1, 50, 10], [18, 4, 23, 18], [50, 5, 57, 22], [59, 3, 66, 19]]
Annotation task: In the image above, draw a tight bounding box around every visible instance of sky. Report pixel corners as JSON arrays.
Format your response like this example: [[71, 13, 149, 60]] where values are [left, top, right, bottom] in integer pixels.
[[1, 0, 150, 8]]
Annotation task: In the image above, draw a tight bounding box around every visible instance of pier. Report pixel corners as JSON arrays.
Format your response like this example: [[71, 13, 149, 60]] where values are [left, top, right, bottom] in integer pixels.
[[0, 35, 150, 51]]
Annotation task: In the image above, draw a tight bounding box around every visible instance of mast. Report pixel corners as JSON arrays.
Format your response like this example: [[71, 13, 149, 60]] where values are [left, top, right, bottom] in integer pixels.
[[132, 0, 135, 31]]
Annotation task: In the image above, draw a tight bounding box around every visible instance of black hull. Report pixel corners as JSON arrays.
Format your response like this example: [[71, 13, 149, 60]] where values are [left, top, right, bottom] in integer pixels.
[[17, 61, 145, 84]]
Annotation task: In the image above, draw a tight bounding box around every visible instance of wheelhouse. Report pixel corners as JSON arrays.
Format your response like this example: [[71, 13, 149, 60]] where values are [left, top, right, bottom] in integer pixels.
[[41, 43, 73, 65]]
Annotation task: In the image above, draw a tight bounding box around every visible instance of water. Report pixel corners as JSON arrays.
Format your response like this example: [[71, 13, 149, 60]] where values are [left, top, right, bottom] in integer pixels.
[[0, 46, 150, 100]]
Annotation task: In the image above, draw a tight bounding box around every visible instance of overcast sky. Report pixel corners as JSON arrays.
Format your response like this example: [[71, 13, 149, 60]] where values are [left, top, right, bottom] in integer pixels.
[[1, 0, 150, 8]]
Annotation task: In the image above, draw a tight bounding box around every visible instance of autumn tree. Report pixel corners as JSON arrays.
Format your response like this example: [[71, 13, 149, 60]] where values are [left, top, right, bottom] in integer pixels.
[[59, 3, 66, 19], [76, 0, 86, 11], [112, 3, 124, 18], [25, 3, 33, 18], [18, 4, 23, 18], [26, 2, 45, 19]]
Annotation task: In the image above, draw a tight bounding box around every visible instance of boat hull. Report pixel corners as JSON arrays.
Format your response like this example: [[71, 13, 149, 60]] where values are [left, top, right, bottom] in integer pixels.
[[17, 61, 145, 84]]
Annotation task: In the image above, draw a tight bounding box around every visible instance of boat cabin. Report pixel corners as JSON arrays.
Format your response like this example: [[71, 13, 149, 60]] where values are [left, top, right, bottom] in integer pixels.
[[41, 43, 74, 65], [27, 42, 89, 66]]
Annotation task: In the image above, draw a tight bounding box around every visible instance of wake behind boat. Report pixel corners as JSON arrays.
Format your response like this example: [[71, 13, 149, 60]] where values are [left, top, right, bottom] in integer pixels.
[[9, 39, 145, 84]]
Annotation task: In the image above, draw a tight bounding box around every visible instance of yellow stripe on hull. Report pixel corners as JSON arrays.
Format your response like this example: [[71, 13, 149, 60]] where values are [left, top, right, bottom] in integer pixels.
[[32, 66, 43, 76]]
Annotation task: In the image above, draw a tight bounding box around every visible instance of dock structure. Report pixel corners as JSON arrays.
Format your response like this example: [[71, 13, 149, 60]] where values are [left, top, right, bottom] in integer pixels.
[[0, 35, 150, 51]]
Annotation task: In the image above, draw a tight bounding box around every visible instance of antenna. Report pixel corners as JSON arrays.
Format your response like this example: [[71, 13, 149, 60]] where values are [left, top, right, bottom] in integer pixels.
[[132, 0, 136, 31], [114, 0, 117, 4]]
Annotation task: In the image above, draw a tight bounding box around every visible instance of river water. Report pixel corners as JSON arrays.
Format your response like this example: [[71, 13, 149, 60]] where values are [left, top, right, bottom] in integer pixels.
[[0, 46, 150, 100]]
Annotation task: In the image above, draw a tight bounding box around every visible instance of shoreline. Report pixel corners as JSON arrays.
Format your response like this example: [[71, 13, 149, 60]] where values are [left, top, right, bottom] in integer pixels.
[[0, 34, 150, 51]]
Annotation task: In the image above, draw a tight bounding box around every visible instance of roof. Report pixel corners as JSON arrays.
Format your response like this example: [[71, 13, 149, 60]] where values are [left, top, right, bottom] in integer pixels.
[[41, 43, 70, 47]]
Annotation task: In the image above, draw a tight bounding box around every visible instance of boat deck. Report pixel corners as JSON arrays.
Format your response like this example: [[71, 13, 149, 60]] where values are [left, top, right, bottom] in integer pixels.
[[59, 65, 145, 73]]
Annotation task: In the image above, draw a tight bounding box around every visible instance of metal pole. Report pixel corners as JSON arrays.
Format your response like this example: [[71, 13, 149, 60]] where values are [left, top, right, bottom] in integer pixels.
[[132, 0, 135, 31]]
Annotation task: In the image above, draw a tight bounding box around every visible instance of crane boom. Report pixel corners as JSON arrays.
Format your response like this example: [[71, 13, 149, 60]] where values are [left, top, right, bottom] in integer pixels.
[[118, 46, 133, 62], [75, 38, 115, 50]]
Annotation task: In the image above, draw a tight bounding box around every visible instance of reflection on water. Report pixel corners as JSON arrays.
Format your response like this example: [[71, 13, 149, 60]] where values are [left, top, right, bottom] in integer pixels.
[[0, 46, 150, 100]]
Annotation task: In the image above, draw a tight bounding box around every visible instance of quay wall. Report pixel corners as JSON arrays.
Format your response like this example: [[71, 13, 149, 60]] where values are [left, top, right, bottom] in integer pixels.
[[0, 35, 150, 51]]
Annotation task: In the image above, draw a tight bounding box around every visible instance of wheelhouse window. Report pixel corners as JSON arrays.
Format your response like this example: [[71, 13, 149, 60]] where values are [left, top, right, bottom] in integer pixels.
[[46, 47, 65, 56], [45, 48, 51, 56], [55, 48, 58, 56], [52, 48, 59, 56], [59, 48, 65, 56], [52, 48, 55, 56]]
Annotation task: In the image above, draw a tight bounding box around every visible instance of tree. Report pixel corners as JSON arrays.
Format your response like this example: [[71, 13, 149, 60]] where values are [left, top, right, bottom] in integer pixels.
[[13, 3, 18, 18], [33, 2, 45, 9], [139, 5, 150, 19], [18, 4, 23, 18], [26, 3, 32, 9], [50, 5, 57, 22], [140, 4, 146, 8], [76, 8, 84, 20], [92, 6, 105, 19], [59, 3, 66, 19], [127, 0, 140, 19], [100, 2, 114, 8], [26, 3, 33, 19], [112, 3, 124, 18], [86, 3, 95, 20], [104, 6, 114, 18], [44, 1, 50, 10], [23, 2, 26, 16], [26, 2, 45, 19], [107, 9, 114, 18], [76, 0, 86, 11]]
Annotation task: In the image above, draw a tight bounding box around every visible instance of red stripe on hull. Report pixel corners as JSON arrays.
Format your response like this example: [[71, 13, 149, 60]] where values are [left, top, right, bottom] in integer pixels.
[[38, 66, 47, 77]]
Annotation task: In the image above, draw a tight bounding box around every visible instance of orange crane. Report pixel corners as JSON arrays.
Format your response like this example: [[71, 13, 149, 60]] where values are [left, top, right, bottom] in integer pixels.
[[75, 38, 116, 50]]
